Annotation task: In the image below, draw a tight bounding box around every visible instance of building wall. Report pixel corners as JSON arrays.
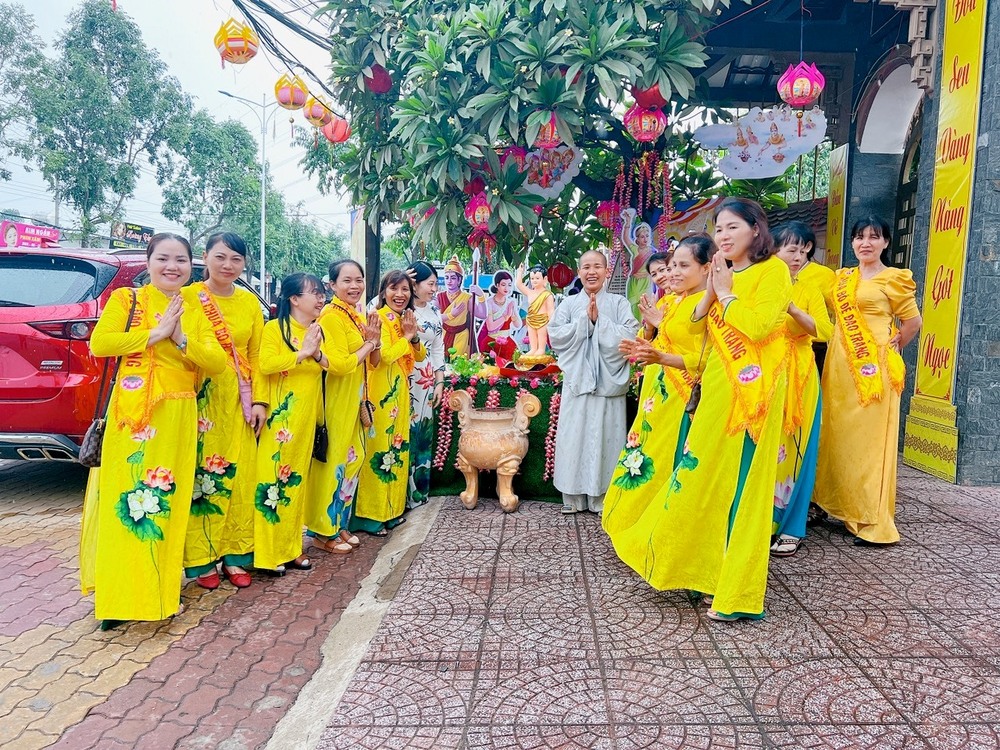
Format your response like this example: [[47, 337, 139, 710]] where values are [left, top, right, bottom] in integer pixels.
[[952, 0, 1000, 484], [843, 150, 904, 268]]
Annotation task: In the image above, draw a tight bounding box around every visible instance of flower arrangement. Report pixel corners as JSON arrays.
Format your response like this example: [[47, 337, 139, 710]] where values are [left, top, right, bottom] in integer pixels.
[[542, 392, 561, 482]]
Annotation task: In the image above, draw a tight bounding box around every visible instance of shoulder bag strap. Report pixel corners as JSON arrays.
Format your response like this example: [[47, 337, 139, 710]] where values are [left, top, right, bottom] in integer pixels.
[[94, 289, 137, 421]]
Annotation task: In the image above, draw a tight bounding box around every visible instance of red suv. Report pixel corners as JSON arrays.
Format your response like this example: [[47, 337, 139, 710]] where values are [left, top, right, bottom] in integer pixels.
[[0, 247, 269, 461]]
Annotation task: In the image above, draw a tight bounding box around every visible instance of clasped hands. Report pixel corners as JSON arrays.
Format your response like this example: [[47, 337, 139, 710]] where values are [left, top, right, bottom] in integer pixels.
[[619, 336, 663, 366], [148, 295, 188, 348]]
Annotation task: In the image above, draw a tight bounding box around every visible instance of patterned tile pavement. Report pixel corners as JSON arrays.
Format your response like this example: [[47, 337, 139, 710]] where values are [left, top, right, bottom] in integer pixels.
[[1, 458, 1000, 749], [314, 462, 1000, 750]]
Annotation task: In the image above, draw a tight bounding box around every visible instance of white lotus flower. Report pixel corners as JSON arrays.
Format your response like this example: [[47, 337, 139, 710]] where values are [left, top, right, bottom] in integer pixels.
[[623, 450, 644, 476], [127, 488, 160, 521]]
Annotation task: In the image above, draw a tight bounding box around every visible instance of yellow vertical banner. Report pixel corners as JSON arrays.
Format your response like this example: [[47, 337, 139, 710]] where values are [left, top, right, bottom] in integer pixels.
[[825, 144, 849, 268], [903, 0, 988, 482]]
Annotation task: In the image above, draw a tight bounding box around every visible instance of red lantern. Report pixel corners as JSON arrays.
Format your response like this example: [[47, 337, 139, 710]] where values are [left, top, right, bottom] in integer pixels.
[[322, 117, 351, 143], [533, 113, 561, 149], [623, 105, 667, 143], [467, 229, 497, 261], [303, 97, 334, 127], [777, 62, 825, 107], [547, 262, 574, 289], [464, 192, 492, 230], [364, 64, 393, 94], [631, 83, 667, 110], [463, 175, 486, 196], [274, 74, 308, 110], [595, 200, 620, 228], [214, 19, 259, 66]]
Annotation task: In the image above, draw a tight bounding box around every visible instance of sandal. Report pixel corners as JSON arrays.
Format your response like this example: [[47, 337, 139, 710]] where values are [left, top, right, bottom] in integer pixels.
[[284, 556, 313, 570], [701, 595, 714, 606], [706, 609, 746, 623], [806, 503, 828, 526], [313, 537, 353, 555], [770, 535, 801, 557], [338, 530, 361, 548]]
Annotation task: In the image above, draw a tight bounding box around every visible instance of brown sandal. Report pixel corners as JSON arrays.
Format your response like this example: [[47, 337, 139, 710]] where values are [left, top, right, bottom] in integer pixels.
[[312, 537, 353, 555], [338, 530, 361, 547]]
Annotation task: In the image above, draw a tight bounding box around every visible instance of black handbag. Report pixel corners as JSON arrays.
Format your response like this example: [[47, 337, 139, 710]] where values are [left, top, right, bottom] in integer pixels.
[[684, 331, 709, 416], [313, 372, 329, 462], [79, 290, 137, 467]]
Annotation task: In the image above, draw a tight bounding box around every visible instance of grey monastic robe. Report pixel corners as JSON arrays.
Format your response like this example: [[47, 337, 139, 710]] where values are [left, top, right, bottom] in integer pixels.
[[548, 288, 638, 510]]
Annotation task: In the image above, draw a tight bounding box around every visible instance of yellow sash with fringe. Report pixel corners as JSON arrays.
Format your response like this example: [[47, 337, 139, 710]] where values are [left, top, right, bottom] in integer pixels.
[[380, 307, 416, 376], [833, 269, 904, 407], [195, 284, 252, 381], [706, 301, 783, 442]]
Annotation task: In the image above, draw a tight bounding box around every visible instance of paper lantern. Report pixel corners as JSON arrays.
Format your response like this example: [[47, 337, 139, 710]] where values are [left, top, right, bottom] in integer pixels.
[[322, 117, 351, 143], [547, 262, 574, 289], [364, 63, 392, 94], [467, 229, 497, 260], [501, 146, 528, 173], [595, 200, 620, 228], [533, 113, 561, 149], [303, 97, 334, 128], [631, 83, 668, 110], [274, 74, 308, 110], [464, 192, 492, 230], [777, 62, 825, 108], [623, 105, 667, 143], [214, 19, 259, 66]]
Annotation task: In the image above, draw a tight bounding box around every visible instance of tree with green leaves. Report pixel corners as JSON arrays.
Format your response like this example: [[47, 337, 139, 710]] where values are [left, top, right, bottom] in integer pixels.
[[0, 4, 44, 182], [303, 0, 735, 265], [158, 111, 261, 245], [23, 0, 190, 244]]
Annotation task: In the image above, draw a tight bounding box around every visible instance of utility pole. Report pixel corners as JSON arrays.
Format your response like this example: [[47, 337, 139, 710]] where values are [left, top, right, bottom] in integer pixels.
[[219, 90, 280, 303]]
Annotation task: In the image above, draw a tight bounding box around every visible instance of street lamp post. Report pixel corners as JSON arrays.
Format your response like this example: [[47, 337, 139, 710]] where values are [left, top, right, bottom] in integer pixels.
[[219, 90, 281, 303]]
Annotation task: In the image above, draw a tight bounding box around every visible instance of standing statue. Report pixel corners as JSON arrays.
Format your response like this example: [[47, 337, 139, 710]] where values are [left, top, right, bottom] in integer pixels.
[[516, 263, 555, 357], [436, 255, 473, 359]]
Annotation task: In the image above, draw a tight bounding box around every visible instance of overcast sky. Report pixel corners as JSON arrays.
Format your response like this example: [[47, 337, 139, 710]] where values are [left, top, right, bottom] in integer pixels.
[[4, 0, 353, 239]]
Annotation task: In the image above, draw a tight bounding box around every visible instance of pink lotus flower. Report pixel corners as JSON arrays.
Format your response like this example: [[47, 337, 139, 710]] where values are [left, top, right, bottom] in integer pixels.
[[389, 405, 399, 420], [509, 377, 520, 388], [275, 428, 292, 444], [488, 375, 499, 386], [643, 397, 655, 413], [469, 376, 479, 385], [277, 464, 292, 482], [204, 454, 231, 475], [626, 431, 640, 448], [392, 433, 404, 449], [530, 378, 541, 388], [347, 446, 357, 463], [777, 445, 787, 463], [131, 426, 157, 442], [197, 418, 214, 434], [143, 466, 174, 492]]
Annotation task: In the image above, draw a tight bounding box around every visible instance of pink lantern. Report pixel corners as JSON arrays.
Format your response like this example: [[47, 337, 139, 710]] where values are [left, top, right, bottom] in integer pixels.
[[364, 64, 393, 94], [501, 146, 528, 173], [274, 74, 308, 110], [631, 83, 668, 110], [323, 117, 351, 143], [777, 62, 825, 107], [623, 105, 667, 143], [595, 200, 620, 228], [533, 113, 561, 149], [303, 97, 334, 127], [464, 192, 492, 230]]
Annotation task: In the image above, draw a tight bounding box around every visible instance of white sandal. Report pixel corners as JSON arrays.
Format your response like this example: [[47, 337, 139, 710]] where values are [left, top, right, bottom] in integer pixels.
[[770, 535, 801, 557]]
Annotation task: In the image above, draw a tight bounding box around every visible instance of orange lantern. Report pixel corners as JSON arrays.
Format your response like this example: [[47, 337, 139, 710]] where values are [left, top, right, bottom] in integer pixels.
[[533, 113, 561, 149], [214, 19, 259, 67], [322, 117, 351, 143], [303, 97, 334, 128], [274, 74, 308, 110]]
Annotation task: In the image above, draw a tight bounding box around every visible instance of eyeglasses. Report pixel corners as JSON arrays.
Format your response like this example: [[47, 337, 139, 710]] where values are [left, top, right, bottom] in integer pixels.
[[297, 290, 326, 298]]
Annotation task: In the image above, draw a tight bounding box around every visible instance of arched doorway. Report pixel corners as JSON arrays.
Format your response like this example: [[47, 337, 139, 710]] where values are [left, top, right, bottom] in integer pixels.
[[892, 110, 922, 269]]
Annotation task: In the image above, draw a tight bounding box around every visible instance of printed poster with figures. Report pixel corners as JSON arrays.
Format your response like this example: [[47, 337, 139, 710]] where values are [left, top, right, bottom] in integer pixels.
[[519, 146, 582, 199], [694, 105, 827, 179], [903, 0, 987, 482], [825, 144, 849, 269]]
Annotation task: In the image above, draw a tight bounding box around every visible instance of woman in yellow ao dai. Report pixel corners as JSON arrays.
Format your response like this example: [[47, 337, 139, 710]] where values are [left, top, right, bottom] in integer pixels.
[[814, 216, 922, 544], [609, 199, 792, 622], [306, 260, 383, 555], [352, 271, 426, 535], [770, 223, 833, 556], [80, 234, 226, 628], [253, 274, 330, 571], [180, 233, 267, 589], [603, 237, 713, 538]]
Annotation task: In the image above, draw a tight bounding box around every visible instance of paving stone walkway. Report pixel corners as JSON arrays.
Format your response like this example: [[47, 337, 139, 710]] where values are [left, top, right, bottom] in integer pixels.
[[1, 459, 999, 749], [313, 463, 1000, 750]]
